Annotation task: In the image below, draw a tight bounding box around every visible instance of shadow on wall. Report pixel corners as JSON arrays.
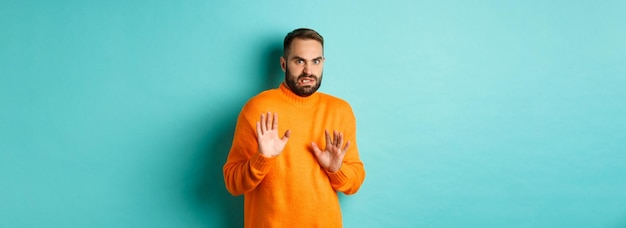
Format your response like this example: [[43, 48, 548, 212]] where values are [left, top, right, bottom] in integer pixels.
[[194, 114, 243, 227], [190, 41, 283, 227], [262, 41, 284, 90]]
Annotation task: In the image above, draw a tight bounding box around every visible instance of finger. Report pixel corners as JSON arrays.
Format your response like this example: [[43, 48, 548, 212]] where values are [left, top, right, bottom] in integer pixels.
[[260, 113, 266, 133], [256, 121, 262, 136], [337, 131, 344, 148], [332, 130, 339, 147], [342, 140, 351, 152], [282, 130, 291, 142], [324, 129, 331, 148], [311, 142, 322, 156], [266, 112, 272, 131], [272, 112, 279, 130]]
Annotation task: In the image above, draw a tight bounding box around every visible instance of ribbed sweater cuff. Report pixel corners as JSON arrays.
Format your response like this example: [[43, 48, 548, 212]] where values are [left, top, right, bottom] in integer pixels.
[[250, 152, 275, 174], [326, 168, 348, 185]]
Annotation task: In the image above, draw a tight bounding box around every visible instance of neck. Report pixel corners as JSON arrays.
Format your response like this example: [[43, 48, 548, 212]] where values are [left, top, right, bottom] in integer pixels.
[[279, 82, 319, 107]]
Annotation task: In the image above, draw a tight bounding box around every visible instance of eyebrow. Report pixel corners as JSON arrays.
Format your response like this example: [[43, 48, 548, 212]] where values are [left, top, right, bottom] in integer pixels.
[[291, 56, 324, 61]]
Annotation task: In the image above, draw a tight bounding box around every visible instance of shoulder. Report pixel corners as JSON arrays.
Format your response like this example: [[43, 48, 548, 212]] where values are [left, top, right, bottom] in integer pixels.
[[240, 88, 282, 113], [318, 92, 354, 112]]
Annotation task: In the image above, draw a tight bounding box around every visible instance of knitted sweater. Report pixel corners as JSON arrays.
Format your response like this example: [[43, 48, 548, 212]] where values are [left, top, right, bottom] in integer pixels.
[[223, 83, 366, 227]]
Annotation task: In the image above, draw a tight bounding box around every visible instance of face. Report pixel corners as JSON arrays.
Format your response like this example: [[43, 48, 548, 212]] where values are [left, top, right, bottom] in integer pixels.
[[281, 38, 324, 97]]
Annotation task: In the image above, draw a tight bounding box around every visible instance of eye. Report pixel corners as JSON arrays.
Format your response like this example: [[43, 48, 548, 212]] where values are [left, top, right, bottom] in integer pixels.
[[313, 59, 320, 64], [295, 59, 304, 64]]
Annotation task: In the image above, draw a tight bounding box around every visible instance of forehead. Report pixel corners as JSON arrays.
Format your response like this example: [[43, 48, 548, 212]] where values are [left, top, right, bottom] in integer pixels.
[[287, 38, 323, 58]]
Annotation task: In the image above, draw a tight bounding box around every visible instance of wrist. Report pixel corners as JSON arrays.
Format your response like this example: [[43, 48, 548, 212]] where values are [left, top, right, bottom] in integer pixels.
[[326, 165, 341, 173], [250, 152, 276, 173], [259, 151, 279, 158]]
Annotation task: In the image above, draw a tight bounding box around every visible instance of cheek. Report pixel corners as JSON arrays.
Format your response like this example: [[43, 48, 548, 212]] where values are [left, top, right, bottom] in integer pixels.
[[313, 64, 324, 73], [285, 66, 298, 77], [288, 64, 303, 73]]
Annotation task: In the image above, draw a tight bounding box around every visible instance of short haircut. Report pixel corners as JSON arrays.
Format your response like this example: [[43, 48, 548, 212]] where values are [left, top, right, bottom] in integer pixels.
[[283, 28, 324, 57]]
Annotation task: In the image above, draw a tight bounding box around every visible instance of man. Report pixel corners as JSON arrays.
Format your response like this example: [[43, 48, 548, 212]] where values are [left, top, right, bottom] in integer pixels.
[[223, 28, 365, 227]]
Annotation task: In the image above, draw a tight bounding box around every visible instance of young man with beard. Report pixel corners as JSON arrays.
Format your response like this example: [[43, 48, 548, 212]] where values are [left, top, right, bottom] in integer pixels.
[[223, 28, 366, 227]]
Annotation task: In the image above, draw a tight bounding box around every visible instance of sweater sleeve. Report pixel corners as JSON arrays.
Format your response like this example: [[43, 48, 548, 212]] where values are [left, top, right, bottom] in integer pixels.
[[325, 103, 366, 195], [326, 159, 365, 195], [223, 107, 274, 196]]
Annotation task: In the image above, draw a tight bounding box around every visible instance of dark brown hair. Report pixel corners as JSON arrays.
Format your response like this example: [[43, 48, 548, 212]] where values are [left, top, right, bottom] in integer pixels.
[[283, 28, 324, 57]]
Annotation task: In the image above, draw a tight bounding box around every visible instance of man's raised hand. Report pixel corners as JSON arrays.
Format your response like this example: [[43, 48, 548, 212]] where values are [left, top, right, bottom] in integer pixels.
[[311, 130, 350, 173], [256, 112, 291, 158]]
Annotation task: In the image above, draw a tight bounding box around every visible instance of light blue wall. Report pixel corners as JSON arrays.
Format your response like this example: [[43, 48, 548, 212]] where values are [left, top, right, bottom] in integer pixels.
[[1, 1, 625, 227]]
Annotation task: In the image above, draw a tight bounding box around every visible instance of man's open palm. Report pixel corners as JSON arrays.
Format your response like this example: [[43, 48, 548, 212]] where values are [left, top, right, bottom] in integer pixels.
[[256, 112, 290, 158], [311, 130, 350, 173]]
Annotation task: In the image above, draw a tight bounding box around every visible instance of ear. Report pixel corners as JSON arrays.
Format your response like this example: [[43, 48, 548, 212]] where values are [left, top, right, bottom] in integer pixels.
[[280, 56, 286, 72]]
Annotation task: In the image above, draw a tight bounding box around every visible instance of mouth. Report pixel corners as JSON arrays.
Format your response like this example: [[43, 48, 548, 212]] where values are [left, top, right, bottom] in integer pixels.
[[298, 77, 316, 86]]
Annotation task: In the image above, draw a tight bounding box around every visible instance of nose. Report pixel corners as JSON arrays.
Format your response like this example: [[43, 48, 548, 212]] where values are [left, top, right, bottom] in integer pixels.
[[303, 63, 312, 75]]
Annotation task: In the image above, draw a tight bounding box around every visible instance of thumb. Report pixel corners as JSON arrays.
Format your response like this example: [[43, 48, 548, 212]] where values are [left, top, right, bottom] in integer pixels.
[[281, 130, 291, 142], [311, 142, 322, 156]]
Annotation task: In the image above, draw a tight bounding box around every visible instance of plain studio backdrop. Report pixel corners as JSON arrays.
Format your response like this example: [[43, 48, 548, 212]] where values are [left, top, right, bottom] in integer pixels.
[[1, 1, 625, 227]]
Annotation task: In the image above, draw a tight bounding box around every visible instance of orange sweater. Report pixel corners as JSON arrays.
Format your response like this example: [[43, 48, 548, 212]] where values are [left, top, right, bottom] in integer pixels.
[[223, 83, 366, 227]]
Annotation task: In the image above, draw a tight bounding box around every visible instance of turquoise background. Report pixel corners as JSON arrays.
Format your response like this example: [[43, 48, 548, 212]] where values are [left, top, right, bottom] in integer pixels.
[[1, 0, 625, 227]]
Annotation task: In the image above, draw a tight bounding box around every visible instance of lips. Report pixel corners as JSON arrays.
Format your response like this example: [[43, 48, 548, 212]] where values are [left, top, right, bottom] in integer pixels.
[[298, 77, 316, 86]]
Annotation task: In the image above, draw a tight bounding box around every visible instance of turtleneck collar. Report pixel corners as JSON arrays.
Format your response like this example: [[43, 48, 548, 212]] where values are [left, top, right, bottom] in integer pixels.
[[279, 82, 320, 108]]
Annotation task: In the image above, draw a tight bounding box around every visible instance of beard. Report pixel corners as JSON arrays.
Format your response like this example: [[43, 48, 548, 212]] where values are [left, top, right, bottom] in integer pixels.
[[284, 66, 323, 97]]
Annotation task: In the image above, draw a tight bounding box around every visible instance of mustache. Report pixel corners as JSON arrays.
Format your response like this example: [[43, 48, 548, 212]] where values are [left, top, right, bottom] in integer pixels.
[[298, 74, 318, 80]]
